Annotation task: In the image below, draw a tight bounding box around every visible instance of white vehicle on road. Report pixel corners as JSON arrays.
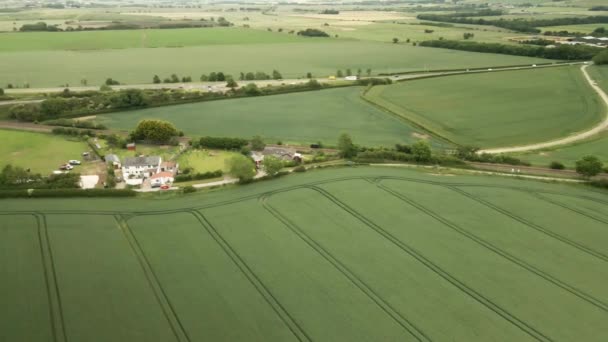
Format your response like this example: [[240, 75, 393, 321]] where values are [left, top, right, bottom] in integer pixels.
[[68, 160, 81, 165]]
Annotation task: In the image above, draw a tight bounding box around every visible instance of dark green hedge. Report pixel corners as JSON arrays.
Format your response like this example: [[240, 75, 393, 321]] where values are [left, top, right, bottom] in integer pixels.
[[0, 188, 136, 198]]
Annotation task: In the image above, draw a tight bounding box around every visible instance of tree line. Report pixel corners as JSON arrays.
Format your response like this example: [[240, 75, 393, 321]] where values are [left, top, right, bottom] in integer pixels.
[[417, 14, 608, 34], [419, 39, 603, 60]]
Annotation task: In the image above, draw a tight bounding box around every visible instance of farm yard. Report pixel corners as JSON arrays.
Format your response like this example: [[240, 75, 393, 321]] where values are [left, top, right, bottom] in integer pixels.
[[1, 167, 607, 341], [176, 149, 240, 174], [364, 66, 604, 148], [0, 129, 90, 174], [96, 86, 444, 147]]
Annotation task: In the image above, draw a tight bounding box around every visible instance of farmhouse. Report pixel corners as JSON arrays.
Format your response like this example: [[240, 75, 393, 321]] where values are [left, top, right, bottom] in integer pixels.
[[251, 146, 303, 167], [122, 156, 162, 182], [105, 154, 121, 168], [150, 171, 175, 186]]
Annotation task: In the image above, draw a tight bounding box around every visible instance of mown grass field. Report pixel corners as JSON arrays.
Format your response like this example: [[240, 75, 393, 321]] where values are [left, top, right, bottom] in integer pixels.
[[0, 129, 89, 174], [176, 150, 240, 173], [1, 166, 607, 341], [97, 86, 443, 147], [0, 36, 550, 87], [364, 66, 604, 148]]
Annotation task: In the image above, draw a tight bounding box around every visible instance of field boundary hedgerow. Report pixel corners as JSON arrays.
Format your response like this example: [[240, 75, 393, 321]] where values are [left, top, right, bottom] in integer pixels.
[[261, 194, 430, 342], [373, 182, 608, 312], [114, 215, 191, 342], [301, 184, 551, 341]]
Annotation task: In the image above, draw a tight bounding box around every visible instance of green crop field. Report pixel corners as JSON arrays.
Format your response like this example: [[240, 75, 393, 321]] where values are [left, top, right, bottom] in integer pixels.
[[1, 166, 607, 341], [364, 66, 604, 148], [0, 129, 89, 174], [516, 65, 608, 167], [0, 37, 550, 87], [97, 86, 445, 147], [0, 28, 310, 52]]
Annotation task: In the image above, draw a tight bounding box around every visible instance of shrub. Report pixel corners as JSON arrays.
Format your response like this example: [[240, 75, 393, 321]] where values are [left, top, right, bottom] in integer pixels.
[[575, 155, 603, 177], [549, 161, 565, 170], [174, 170, 223, 182], [182, 185, 196, 194], [293, 165, 307, 172]]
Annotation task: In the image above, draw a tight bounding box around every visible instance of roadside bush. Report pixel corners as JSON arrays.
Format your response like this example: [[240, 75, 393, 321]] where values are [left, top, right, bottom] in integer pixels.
[[293, 165, 307, 172], [593, 50, 608, 65], [45, 118, 107, 130], [357, 78, 392, 86], [589, 179, 608, 189], [174, 170, 223, 182], [549, 161, 565, 170], [297, 28, 329, 37], [182, 185, 196, 194], [0, 188, 136, 198], [575, 155, 603, 177]]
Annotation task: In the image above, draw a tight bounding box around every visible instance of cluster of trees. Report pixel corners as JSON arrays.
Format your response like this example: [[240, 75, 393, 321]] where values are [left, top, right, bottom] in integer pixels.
[[19, 22, 61, 32], [337, 134, 436, 164], [419, 40, 603, 60], [455, 146, 530, 166], [417, 14, 608, 34], [463, 32, 475, 40], [320, 9, 340, 14], [0, 165, 80, 189], [336, 68, 373, 78], [297, 28, 330, 37], [237, 70, 283, 81], [575, 155, 605, 178], [519, 38, 554, 46], [51, 127, 97, 137], [45, 118, 107, 130], [195, 136, 249, 150], [130, 119, 181, 144], [154, 74, 192, 84], [590, 6, 608, 11], [593, 50, 608, 65], [105, 78, 120, 85]]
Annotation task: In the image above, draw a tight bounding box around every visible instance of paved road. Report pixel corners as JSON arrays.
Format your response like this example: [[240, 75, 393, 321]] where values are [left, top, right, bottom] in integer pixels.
[[480, 64, 608, 154]]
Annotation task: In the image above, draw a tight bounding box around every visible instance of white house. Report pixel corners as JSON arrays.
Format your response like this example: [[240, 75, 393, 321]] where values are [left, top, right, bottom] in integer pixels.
[[150, 171, 174, 186], [122, 156, 162, 182]]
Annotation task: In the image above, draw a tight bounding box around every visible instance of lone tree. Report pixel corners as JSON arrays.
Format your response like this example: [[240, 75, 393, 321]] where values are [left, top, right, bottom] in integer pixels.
[[264, 156, 283, 176], [227, 154, 256, 182], [153, 75, 161, 84], [392, 37, 399, 44], [272, 70, 283, 80], [250, 135, 265, 151], [337, 70, 344, 78], [575, 155, 603, 178], [337, 133, 357, 158], [226, 78, 238, 90], [131, 119, 179, 144], [411, 140, 432, 162], [0, 88, 4, 96]]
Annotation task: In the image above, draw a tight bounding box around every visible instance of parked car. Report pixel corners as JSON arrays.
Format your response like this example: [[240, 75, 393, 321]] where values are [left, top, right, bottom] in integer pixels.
[[160, 184, 170, 190], [59, 164, 73, 171], [82, 152, 90, 157], [151, 183, 161, 188], [68, 160, 81, 165]]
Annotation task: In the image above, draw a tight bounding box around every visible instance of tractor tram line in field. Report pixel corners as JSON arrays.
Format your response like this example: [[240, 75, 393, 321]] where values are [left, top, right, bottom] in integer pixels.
[[446, 186, 608, 263], [300, 185, 552, 342], [114, 215, 191, 342], [372, 182, 608, 313], [532, 192, 608, 226], [1, 174, 607, 340], [260, 195, 431, 342], [36, 213, 68, 342], [189, 210, 312, 342]]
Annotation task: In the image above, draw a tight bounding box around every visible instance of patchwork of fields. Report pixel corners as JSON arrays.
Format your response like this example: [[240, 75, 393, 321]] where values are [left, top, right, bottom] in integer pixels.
[[0, 29, 550, 87], [365, 66, 604, 148], [97, 86, 445, 147], [1, 167, 607, 341]]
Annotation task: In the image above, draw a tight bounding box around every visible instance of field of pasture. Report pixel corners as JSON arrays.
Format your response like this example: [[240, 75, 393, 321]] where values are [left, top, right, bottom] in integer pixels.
[[0, 129, 89, 174], [1, 166, 607, 341], [364, 66, 604, 148], [96, 86, 446, 147], [0, 27, 551, 87]]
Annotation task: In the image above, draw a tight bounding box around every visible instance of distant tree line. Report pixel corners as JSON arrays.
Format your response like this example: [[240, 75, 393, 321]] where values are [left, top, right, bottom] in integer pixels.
[[519, 38, 555, 46], [0, 165, 80, 189], [419, 40, 604, 60], [589, 6, 608, 11], [320, 9, 340, 14], [297, 28, 330, 37], [20, 22, 61, 32], [417, 14, 608, 33], [18, 18, 233, 32]]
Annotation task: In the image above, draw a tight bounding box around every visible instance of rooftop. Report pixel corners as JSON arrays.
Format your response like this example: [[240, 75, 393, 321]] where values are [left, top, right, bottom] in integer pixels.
[[123, 156, 161, 168]]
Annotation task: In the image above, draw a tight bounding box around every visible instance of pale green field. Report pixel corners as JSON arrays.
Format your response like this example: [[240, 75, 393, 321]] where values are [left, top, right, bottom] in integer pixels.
[[0, 40, 550, 87], [0, 129, 89, 174], [1, 166, 607, 341], [364, 66, 604, 148]]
